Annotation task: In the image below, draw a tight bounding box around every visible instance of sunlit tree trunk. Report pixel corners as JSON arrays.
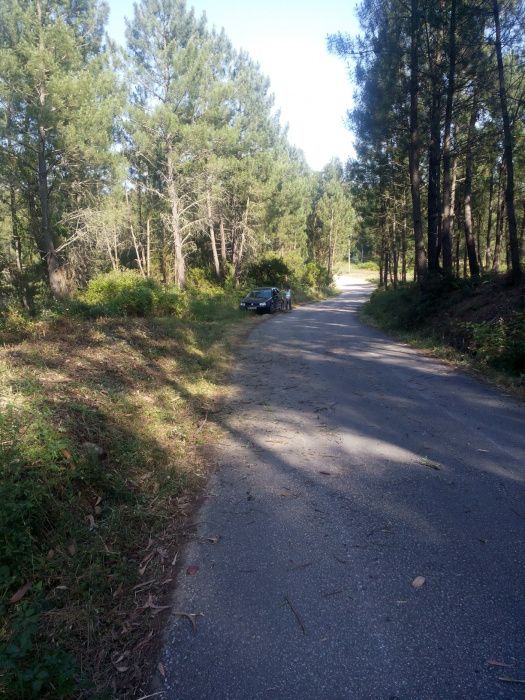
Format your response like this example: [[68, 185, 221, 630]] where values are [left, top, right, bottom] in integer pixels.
[[485, 167, 495, 269], [493, 177, 505, 273], [409, 0, 426, 281], [207, 190, 221, 280], [441, 0, 457, 276], [493, 0, 522, 281], [463, 103, 480, 278], [167, 148, 185, 289]]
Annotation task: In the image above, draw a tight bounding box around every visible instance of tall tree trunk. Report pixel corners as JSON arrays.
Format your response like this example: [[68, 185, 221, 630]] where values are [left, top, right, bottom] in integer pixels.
[[105, 239, 118, 271], [505, 225, 511, 270], [450, 154, 458, 272], [38, 121, 66, 296], [455, 225, 460, 277], [477, 221, 483, 273], [167, 149, 185, 288], [36, 0, 67, 297], [493, 0, 522, 281], [441, 0, 457, 275], [158, 222, 167, 284], [520, 204, 525, 260], [234, 199, 249, 282], [113, 226, 119, 268], [219, 217, 227, 265], [10, 184, 30, 311], [427, 83, 442, 273], [392, 214, 399, 289], [126, 190, 146, 277], [463, 102, 480, 278], [6, 107, 30, 309], [207, 191, 221, 280], [409, 0, 426, 281], [401, 188, 408, 283], [485, 167, 495, 269], [146, 217, 151, 277], [493, 181, 505, 273], [130, 223, 146, 277], [328, 207, 335, 278], [9, 185, 23, 275], [401, 199, 408, 283]]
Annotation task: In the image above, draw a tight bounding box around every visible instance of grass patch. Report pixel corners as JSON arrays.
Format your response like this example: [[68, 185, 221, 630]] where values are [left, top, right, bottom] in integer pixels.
[[0, 308, 258, 697]]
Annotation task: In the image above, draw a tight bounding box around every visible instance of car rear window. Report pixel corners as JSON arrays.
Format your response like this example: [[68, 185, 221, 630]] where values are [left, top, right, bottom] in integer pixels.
[[247, 290, 272, 299]]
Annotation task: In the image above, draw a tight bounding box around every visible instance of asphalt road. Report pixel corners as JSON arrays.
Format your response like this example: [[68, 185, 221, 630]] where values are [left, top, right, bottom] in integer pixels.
[[160, 276, 525, 700]]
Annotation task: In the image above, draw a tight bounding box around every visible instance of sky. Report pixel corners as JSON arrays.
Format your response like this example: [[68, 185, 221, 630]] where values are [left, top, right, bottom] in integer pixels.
[[106, 0, 359, 171]]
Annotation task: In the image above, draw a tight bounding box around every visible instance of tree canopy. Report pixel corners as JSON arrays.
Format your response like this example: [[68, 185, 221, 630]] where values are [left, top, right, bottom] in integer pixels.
[[0, 0, 354, 307], [330, 0, 525, 286]]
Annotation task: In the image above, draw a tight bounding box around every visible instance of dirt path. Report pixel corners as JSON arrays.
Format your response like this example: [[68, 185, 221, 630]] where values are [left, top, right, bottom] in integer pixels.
[[159, 276, 525, 699]]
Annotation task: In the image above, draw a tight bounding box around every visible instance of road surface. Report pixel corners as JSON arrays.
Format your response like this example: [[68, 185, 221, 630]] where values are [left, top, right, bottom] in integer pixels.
[[160, 276, 525, 699]]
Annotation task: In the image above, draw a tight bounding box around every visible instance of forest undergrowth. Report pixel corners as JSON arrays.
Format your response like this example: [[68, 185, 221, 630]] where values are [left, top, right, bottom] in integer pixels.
[[0, 276, 332, 698], [362, 275, 525, 395]]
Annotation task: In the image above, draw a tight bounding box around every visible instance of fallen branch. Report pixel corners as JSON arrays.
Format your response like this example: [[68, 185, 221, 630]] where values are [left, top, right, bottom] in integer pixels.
[[284, 595, 306, 635]]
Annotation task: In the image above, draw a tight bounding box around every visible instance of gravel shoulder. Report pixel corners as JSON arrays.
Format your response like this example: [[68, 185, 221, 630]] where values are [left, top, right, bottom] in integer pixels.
[[159, 276, 525, 700]]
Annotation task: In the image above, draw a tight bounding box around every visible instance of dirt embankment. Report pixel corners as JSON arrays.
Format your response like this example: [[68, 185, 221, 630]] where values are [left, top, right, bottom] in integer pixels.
[[363, 275, 525, 388], [0, 314, 257, 698]]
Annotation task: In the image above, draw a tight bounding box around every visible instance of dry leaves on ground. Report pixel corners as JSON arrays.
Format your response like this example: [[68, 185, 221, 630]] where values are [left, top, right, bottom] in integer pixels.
[[411, 575, 426, 589]]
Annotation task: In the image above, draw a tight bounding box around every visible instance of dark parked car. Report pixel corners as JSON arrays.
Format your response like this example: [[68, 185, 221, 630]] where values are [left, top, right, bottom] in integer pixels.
[[239, 287, 283, 314]]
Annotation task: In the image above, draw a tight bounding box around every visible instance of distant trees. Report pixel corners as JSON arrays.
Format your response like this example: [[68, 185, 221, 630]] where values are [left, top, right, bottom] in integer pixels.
[[330, 0, 525, 285], [0, 0, 354, 306], [0, 0, 120, 297], [308, 161, 355, 278]]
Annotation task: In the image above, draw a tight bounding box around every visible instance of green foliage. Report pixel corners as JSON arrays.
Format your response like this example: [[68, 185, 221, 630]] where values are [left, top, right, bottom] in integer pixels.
[[364, 281, 525, 378], [74, 270, 248, 322], [184, 271, 244, 323], [352, 261, 379, 270], [188, 290, 241, 323], [0, 307, 34, 341], [307, 161, 354, 277], [186, 267, 221, 293], [469, 316, 525, 376], [77, 270, 187, 317], [80, 270, 156, 315], [0, 599, 78, 699], [245, 256, 291, 287], [364, 279, 471, 330], [301, 261, 332, 289], [151, 285, 187, 316], [0, 404, 83, 696], [0, 0, 122, 291]]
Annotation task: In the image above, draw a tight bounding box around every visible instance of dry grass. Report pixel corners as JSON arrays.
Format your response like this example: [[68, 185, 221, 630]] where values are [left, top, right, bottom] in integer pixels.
[[0, 313, 260, 697]]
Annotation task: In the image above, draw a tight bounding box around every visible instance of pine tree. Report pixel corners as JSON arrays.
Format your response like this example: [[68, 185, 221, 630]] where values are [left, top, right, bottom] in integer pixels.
[[0, 0, 120, 296]]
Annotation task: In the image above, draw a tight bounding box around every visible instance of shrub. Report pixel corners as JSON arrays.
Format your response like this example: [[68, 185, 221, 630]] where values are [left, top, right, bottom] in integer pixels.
[[80, 270, 155, 316], [0, 307, 34, 342], [152, 286, 188, 316], [0, 598, 78, 698], [352, 260, 379, 271], [76, 271, 187, 318], [186, 267, 219, 292], [245, 257, 291, 287], [469, 315, 525, 376], [363, 281, 462, 330], [301, 261, 331, 289]]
